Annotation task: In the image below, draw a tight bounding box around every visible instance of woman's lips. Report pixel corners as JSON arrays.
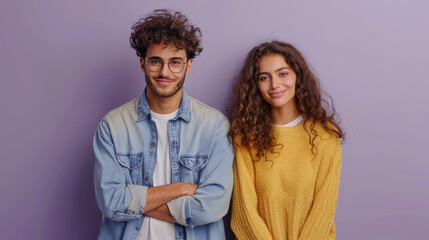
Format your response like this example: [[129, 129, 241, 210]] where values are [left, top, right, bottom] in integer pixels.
[[269, 90, 286, 98]]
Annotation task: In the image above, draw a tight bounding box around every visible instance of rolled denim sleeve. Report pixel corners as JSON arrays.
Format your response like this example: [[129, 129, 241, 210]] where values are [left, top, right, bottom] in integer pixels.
[[168, 119, 234, 228], [93, 120, 148, 221], [167, 196, 187, 225]]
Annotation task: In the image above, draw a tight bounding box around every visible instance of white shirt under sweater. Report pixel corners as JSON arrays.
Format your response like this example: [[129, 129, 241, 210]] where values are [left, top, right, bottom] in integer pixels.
[[274, 114, 303, 127], [137, 109, 178, 240]]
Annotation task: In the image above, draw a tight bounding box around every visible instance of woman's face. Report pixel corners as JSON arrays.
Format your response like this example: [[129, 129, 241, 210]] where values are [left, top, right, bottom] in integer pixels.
[[257, 53, 297, 111]]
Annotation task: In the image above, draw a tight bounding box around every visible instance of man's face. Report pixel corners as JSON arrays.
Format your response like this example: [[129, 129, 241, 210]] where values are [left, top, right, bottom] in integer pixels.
[[141, 43, 193, 98]]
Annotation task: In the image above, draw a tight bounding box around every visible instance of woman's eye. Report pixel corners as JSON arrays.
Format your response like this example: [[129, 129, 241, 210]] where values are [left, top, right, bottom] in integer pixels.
[[259, 76, 269, 81], [279, 72, 288, 77]]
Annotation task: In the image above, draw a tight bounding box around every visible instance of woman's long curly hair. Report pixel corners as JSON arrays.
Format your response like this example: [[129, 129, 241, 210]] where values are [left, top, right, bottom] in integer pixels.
[[228, 41, 344, 157]]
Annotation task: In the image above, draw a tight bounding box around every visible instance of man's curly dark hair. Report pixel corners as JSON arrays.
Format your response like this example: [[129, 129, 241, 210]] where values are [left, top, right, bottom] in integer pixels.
[[130, 9, 203, 60]]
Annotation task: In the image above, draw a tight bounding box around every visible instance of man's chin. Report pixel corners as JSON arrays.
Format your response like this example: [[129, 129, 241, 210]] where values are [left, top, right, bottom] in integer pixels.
[[145, 74, 185, 99], [150, 87, 182, 98]]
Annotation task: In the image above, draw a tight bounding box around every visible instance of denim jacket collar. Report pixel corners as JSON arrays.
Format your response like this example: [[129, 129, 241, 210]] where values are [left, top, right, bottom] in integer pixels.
[[136, 88, 192, 122]]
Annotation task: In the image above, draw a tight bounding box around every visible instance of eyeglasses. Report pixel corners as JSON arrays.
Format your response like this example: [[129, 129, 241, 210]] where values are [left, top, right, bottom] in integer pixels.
[[144, 58, 187, 74]]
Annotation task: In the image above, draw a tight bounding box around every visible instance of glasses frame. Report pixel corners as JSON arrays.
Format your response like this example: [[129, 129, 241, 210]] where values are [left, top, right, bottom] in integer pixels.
[[144, 58, 188, 74]]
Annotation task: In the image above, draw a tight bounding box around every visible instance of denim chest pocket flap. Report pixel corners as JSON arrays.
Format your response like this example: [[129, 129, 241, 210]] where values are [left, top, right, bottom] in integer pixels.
[[179, 155, 208, 171], [116, 153, 143, 170]]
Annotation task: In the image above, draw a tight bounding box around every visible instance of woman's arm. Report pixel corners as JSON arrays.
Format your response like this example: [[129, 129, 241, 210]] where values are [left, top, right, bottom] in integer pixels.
[[298, 137, 342, 240], [231, 148, 274, 240]]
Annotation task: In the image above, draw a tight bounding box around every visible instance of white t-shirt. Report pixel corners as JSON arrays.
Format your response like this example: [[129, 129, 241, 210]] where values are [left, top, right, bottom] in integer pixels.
[[274, 114, 303, 127], [137, 109, 178, 240]]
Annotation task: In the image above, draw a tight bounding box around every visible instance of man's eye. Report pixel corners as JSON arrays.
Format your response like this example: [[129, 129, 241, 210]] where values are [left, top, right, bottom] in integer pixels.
[[170, 61, 181, 65], [150, 59, 162, 65]]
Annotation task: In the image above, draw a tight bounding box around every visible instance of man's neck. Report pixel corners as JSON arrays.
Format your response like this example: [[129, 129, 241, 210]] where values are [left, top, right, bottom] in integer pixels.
[[146, 88, 183, 114]]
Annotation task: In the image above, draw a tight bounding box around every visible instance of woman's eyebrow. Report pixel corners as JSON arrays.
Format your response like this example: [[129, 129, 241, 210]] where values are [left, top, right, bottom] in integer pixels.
[[258, 67, 290, 75]]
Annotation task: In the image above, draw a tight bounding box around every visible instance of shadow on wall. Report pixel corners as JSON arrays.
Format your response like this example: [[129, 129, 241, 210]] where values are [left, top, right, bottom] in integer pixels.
[[224, 202, 235, 240], [65, 150, 100, 239], [79, 56, 144, 237], [84, 55, 144, 116], [38, 56, 144, 239], [32, 144, 100, 239]]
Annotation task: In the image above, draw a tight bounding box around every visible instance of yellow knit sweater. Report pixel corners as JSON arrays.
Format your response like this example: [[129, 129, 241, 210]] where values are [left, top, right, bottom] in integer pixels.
[[231, 123, 342, 240]]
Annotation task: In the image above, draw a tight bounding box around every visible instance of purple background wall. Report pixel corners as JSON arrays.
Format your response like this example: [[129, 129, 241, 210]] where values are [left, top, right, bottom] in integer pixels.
[[1, 0, 428, 239]]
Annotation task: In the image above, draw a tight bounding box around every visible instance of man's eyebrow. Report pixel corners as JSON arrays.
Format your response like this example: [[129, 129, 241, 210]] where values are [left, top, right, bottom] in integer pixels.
[[258, 67, 290, 75], [170, 57, 185, 61], [146, 56, 185, 61], [147, 56, 162, 60]]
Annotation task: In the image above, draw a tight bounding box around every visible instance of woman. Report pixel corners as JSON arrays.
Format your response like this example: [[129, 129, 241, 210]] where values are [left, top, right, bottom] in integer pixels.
[[229, 41, 344, 240]]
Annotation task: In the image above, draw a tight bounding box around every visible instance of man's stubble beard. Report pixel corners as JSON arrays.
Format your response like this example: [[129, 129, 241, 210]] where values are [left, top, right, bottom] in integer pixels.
[[145, 73, 186, 98]]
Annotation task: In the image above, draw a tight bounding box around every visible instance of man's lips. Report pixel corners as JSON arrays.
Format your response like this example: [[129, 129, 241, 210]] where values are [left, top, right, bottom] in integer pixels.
[[268, 90, 287, 98], [155, 78, 174, 86]]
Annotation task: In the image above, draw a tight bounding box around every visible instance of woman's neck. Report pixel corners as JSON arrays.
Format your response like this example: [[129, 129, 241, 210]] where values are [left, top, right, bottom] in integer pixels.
[[271, 103, 301, 125]]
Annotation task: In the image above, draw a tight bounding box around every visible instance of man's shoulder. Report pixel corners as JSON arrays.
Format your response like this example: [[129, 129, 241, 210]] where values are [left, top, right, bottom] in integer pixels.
[[189, 97, 227, 122], [102, 98, 138, 123]]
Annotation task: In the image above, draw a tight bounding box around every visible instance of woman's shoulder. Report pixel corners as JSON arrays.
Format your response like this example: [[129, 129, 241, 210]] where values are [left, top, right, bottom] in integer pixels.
[[233, 134, 244, 146], [311, 121, 340, 138], [310, 122, 341, 150], [233, 134, 259, 159]]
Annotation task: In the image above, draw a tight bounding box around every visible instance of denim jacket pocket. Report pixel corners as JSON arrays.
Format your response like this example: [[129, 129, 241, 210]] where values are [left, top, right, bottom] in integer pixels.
[[179, 155, 208, 183], [116, 153, 143, 184]]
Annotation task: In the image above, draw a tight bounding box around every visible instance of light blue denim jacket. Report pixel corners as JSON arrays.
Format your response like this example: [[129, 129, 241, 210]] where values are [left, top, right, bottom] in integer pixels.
[[93, 89, 234, 240]]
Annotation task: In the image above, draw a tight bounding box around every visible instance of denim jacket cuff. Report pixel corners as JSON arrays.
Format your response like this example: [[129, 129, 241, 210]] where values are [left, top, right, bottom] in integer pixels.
[[128, 185, 148, 214], [167, 196, 187, 225]]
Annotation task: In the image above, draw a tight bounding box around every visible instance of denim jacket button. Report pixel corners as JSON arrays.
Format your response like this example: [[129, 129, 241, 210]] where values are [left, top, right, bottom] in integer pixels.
[[144, 176, 149, 181], [151, 142, 155, 146], [136, 226, 140, 231]]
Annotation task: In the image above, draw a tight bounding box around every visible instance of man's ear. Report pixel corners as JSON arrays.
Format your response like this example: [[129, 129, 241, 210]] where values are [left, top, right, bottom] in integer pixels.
[[185, 59, 193, 75], [140, 58, 145, 73]]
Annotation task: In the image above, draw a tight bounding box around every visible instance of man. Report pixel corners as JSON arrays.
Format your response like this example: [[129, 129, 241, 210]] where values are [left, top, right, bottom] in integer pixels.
[[93, 9, 234, 240]]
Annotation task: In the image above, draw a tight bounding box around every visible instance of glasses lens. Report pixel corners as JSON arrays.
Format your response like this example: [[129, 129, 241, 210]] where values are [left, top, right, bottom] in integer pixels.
[[148, 59, 162, 72], [146, 59, 186, 73], [169, 61, 185, 73]]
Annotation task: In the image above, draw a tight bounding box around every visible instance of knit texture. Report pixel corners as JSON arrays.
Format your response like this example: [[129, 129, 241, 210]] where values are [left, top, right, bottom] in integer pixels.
[[231, 123, 342, 240]]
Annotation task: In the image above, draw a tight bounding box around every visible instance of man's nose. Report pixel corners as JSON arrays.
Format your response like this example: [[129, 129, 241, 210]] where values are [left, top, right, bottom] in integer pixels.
[[160, 62, 171, 76]]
